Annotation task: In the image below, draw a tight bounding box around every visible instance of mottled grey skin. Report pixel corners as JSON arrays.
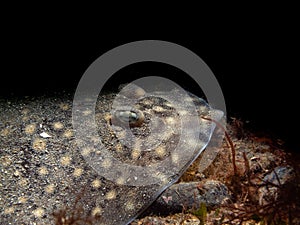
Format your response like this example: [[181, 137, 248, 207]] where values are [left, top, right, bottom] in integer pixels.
[[0, 87, 224, 225]]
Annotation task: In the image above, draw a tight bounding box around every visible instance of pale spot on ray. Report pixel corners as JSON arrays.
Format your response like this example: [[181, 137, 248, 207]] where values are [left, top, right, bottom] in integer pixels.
[[38, 166, 48, 176], [32, 138, 46, 151], [24, 124, 36, 134], [63, 129, 73, 138], [82, 110, 92, 116], [116, 176, 126, 185], [45, 184, 56, 194], [171, 153, 180, 164], [165, 116, 176, 125], [18, 196, 28, 204], [116, 130, 126, 140], [153, 106, 166, 112], [91, 179, 101, 188], [1, 155, 12, 167], [102, 158, 112, 168], [142, 99, 153, 105], [131, 148, 141, 160], [81, 147, 91, 156], [199, 105, 209, 115], [124, 200, 135, 212], [115, 142, 123, 153], [21, 108, 30, 115], [84, 97, 93, 102], [73, 168, 84, 177], [104, 113, 112, 124], [155, 146, 166, 157], [60, 155, 71, 166], [59, 103, 70, 110], [91, 206, 102, 217], [186, 138, 199, 148], [53, 121, 64, 130], [0, 128, 11, 136], [32, 207, 45, 218], [18, 178, 29, 187], [22, 116, 29, 122], [4, 207, 14, 215], [105, 190, 117, 200]]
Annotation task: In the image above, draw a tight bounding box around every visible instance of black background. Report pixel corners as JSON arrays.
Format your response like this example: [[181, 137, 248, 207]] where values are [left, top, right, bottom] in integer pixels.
[[1, 35, 298, 151]]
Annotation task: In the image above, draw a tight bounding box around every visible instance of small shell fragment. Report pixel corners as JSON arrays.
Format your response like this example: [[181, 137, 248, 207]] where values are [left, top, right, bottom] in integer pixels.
[[40, 132, 51, 138]]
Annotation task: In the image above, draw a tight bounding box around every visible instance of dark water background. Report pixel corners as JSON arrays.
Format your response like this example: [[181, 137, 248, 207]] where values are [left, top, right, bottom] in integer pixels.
[[1, 38, 298, 151]]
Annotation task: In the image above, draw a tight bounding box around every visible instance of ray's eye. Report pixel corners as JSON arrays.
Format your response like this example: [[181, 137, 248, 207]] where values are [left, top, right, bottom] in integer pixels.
[[111, 109, 145, 127], [117, 111, 138, 122]]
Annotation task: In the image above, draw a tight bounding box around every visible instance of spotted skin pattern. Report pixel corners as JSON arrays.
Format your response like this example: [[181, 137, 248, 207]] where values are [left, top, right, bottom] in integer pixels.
[[0, 84, 222, 225]]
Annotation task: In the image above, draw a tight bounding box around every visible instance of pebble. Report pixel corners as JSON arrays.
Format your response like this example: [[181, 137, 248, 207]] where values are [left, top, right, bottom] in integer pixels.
[[258, 166, 294, 205], [143, 180, 230, 216]]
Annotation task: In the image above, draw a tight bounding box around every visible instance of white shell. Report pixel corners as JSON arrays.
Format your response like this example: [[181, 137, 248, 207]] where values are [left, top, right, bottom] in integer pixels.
[[40, 132, 51, 138]]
